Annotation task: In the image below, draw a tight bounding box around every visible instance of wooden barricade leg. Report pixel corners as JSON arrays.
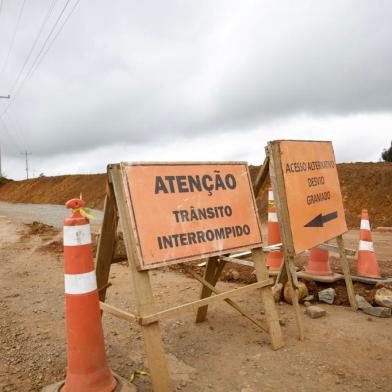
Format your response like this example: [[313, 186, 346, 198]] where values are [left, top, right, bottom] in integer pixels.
[[268, 141, 305, 341], [252, 248, 284, 350], [130, 269, 172, 392], [285, 255, 305, 341], [110, 165, 172, 392], [95, 180, 117, 302], [276, 255, 305, 341], [195, 256, 226, 323], [337, 235, 358, 310]]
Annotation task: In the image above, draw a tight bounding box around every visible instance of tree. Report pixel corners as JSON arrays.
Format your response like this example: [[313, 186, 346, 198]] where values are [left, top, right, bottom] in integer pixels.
[[381, 141, 392, 162]]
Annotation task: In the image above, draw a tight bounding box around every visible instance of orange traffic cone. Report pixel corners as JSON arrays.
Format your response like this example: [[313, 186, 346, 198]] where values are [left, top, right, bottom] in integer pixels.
[[267, 188, 283, 271], [62, 198, 116, 392], [305, 247, 333, 275], [357, 209, 381, 279], [43, 199, 135, 392]]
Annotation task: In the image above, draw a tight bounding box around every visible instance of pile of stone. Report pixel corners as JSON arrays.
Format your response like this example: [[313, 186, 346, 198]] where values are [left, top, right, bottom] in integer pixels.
[[273, 281, 392, 319]]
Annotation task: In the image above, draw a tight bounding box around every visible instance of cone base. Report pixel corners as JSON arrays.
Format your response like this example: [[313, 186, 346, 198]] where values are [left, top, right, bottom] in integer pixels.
[[357, 272, 381, 279], [42, 374, 136, 392], [304, 268, 333, 276], [352, 275, 384, 284], [298, 271, 342, 283]]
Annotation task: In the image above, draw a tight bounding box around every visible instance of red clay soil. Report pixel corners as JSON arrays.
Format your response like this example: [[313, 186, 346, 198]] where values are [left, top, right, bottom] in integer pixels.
[[0, 162, 391, 227], [0, 174, 106, 209]]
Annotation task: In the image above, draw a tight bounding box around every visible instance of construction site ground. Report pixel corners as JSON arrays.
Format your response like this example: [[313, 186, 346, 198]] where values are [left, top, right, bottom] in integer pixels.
[[1, 202, 392, 392]]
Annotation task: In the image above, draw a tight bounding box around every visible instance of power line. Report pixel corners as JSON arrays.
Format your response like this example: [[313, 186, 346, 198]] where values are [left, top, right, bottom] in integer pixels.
[[1, 0, 81, 118], [7, 0, 59, 97], [0, 116, 24, 152], [0, 0, 28, 78], [12, 0, 73, 91], [7, 110, 29, 150], [28, 0, 81, 82], [1, 113, 25, 150]]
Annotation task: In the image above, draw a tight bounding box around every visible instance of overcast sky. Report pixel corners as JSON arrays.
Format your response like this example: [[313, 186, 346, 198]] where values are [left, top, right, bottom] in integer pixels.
[[0, 0, 391, 179]]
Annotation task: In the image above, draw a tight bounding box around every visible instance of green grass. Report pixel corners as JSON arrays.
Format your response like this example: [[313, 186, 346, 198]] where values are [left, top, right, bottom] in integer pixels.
[[0, 176, 12, 186]]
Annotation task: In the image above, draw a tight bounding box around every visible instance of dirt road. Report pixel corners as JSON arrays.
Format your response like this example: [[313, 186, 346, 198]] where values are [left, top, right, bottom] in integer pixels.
[[0, 201, 103, 229], [1, 211, 392, 391]]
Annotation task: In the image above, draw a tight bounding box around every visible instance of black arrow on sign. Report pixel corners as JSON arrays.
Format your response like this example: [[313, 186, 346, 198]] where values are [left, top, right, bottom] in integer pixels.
[[304, 211, 338, 228]]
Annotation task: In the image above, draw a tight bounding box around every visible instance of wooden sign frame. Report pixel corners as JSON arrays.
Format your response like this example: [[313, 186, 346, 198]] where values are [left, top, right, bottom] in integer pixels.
[[95, 163, 284, 392], [252, 141, 358, 341]]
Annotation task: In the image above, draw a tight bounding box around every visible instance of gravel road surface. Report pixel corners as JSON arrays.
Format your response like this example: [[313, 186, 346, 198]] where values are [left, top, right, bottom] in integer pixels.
[[0, 201, 103, 229]]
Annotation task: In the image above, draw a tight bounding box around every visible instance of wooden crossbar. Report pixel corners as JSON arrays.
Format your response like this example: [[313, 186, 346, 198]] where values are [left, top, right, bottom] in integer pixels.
[[317, 242, 356, 256], [140, 278, 273, 326], [99, 278, 271, 333], [185, 264, 270, 333], [99, 301, 139, 323], [219, 255, 254, 267]]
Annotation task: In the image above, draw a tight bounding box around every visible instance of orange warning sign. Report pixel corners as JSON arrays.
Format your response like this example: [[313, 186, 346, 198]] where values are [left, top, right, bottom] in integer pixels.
[[122, 162, 263, 270], [278, 140, 347, 254]]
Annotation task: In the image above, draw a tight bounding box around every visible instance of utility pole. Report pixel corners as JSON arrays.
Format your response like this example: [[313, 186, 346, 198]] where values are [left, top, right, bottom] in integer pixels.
[[20, 151, 32, 179], [0, 94, 10, 177]]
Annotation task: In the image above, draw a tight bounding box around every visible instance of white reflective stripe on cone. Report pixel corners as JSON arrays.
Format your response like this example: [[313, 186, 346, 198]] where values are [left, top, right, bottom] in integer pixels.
[[63, 224, 91, 246], [64, 271, 97, 295], [268, 212, 278, 222], [360, 219, 370, 230], [268, 190, 274, 201], [359, 240, 374, 252]]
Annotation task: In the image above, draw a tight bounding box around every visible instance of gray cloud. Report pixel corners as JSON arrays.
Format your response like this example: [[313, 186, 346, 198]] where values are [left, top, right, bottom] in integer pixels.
[[0, 0, 391, 160]]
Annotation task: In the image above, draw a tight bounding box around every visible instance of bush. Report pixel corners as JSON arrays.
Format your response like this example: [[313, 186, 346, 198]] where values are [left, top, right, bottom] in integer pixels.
[[381, 141, 392, 162], [0, 176, 12, 186]]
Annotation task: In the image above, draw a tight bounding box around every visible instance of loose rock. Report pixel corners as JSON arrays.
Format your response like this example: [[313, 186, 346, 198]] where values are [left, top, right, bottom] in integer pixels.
[[355, 295, 372, 310], [362, 306, 391, 318], [305, 305, 326, 319], [355, 295, 391, 318], [318, 288, 336, 304], [284, 281, 308, 304], [272, 283, 283, 303], [374, 288, 392, 308]]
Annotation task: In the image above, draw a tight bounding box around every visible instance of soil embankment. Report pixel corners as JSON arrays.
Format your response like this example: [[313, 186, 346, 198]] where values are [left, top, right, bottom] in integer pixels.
[[0, 162, 391, 227]]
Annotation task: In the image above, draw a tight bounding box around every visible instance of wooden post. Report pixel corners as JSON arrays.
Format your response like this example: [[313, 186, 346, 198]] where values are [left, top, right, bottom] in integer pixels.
[[336, 235, 358, 310], [267, 142, 305, 340], [110, 164, 172, 392], [195, 256, 226, 322], [95, 178, 117, 302], [285, 256, 305, 341], [253, 156, 269, 197], [252, 247, 284, 349]]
